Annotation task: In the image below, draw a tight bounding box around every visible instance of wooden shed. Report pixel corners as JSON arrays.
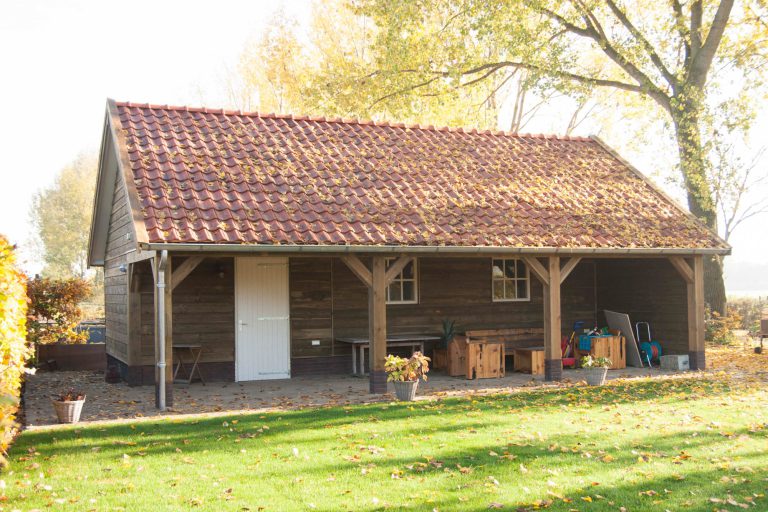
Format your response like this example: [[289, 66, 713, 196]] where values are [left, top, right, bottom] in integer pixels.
[[88, 99, 729, 408]]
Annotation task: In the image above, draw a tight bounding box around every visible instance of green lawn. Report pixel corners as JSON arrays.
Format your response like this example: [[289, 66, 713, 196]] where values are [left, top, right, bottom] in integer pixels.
[[2, 376, 767, 511]]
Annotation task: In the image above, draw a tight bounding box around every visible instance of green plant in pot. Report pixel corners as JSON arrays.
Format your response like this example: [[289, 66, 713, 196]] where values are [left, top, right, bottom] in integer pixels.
[[580, 355, 612, 386], [441, 319, 456, 349], [51, 389, 86, 424], [385, 352, 430, 401]]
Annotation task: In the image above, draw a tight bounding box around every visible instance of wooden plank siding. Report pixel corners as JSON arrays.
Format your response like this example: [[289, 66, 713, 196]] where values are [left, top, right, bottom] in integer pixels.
[[139, 258, 235, 366], [103, 172, 135, 364], [290, 257, 599, 360], [595, 258, 688, 354]]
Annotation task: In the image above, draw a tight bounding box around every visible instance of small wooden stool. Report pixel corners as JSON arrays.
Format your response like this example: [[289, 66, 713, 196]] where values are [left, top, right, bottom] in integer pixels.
[[513, 347, 545, 375]]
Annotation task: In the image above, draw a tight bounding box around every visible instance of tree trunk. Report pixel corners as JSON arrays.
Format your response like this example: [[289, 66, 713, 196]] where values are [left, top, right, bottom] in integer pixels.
[[671, 97, 727, 315]]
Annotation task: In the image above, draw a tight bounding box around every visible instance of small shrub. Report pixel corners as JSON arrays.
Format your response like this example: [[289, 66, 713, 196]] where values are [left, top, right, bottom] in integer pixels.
[[580, 355, 612, 368], [384, 352, 431, 382], [705, 307, 743, 344], [728, 296, 766, 335], [26, 276, 91, 347], [0, 236, 31, 466]]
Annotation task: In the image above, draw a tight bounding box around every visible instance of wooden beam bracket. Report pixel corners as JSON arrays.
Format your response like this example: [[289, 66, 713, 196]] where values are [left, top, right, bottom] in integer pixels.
[[522, 256, 549, 286], [171, 256, 205, 291], [341, 255, 373, 288], [384, 255, 413, 285], [669, 256, 694, 284], [559, 257, 582, 284]]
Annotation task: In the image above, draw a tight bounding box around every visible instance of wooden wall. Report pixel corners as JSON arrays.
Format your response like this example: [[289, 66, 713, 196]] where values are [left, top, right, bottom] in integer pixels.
[[289, 256, 599, 360], [139, 257, 235, 367], [123, 255, 689, 380], [103, 173, 134, 364], [595, 258, 688, 354]]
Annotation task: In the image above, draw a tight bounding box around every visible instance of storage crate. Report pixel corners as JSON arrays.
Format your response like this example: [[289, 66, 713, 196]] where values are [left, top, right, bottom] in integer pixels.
[[578, 335, 626, 370]]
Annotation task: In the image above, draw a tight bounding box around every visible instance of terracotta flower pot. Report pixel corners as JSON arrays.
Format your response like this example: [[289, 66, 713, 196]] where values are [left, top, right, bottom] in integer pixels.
[[393, 380, 419, 401], [52, 397, 85, 424], [584, 367, 608, 386]]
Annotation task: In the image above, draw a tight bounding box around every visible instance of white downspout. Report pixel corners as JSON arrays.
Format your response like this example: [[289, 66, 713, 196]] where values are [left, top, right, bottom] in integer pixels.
[[157, 250, 168, 411]]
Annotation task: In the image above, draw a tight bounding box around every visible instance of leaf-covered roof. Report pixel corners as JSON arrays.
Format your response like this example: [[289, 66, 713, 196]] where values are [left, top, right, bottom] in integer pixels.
[[111, 101, 727, 252]]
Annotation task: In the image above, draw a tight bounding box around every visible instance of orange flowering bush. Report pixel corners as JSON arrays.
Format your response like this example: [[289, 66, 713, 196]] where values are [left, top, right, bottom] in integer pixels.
[[26, 276, 90, 346], [0, 235, 31, 465]]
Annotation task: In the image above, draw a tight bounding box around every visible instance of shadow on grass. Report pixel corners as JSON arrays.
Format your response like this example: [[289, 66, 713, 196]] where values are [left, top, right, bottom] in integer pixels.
[[11, 376, 740, 461]]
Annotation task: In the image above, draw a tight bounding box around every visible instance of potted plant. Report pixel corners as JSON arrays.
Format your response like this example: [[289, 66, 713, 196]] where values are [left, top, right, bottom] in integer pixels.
[[432, 320, 456, 370], [51, 389, 86, 424], [385, 352, 430, 401], [580, 355, 612, 386]]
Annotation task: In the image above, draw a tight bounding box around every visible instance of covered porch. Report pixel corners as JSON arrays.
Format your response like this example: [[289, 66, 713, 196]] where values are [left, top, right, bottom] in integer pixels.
[[119, 249, 707, 409]]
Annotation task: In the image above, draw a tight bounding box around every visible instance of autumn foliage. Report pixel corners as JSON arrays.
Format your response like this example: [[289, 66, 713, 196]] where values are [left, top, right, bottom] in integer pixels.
[[26, 276, 90, 346], [0, 235, 31, 466]]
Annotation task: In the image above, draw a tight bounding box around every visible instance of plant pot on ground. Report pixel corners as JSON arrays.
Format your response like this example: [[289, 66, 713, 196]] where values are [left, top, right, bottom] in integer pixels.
[[385, 352, 430, 401], [580, 355, 612, 386], [51, 389, 86, 424]]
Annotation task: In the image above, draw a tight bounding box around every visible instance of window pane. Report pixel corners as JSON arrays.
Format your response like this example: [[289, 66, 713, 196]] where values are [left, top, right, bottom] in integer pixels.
[[505, 259, 516, 278], [402, 281, 415, 301], [505, 280, 517, 299], [402, 261, 414, 279], [517, 279, 528, 299], [493, 280, 505, 300], [388, 283, 401, 302], [517, 260, 527, 276], [492, 260, 504, 278]]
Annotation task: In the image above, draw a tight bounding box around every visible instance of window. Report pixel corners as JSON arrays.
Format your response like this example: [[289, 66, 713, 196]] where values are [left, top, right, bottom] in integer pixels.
[[492, 258, 530, 301], [386, 258, 418, 304]]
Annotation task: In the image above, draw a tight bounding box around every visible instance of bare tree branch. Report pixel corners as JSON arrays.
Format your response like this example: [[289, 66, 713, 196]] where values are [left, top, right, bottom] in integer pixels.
[[691, 0, 735, 87], [604, 0, 679, 88]]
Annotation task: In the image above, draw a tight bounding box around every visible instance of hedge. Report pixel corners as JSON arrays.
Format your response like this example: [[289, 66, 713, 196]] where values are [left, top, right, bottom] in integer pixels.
[[0, 235, 30, 466]]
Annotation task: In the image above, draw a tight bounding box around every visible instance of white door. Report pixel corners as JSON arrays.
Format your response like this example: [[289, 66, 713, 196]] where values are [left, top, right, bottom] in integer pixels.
[[235, 257, 291, 381]]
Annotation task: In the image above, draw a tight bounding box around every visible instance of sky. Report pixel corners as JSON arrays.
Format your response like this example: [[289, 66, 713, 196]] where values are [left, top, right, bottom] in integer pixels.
[[0, 0, 766, 294]]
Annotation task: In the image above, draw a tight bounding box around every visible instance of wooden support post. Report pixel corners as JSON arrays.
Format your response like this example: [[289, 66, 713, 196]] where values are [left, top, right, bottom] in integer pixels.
[[544, 256, 562, 381], [689, 255, 705, 370], [669, 255, 705, 370], [369, 256, 388, 394]]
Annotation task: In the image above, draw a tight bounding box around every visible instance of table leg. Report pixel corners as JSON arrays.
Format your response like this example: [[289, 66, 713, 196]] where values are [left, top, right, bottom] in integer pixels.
[[189, 347, 205, 385]]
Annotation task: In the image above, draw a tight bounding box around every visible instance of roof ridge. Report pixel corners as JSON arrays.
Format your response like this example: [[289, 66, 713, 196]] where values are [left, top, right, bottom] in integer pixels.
[[114, 100, 593, 142]]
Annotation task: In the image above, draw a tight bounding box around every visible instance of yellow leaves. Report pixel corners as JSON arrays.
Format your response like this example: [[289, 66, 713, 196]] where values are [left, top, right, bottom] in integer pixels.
[[600, 454, 615, 463]]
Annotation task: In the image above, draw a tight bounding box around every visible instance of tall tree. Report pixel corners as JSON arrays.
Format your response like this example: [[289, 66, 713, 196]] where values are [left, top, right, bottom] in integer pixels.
[[356, 0, 768, 314], [30, 153, 98, 278]]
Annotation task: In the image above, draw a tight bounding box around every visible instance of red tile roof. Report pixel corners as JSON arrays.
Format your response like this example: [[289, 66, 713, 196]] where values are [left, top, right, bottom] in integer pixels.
[[111, 100, 727, 251]]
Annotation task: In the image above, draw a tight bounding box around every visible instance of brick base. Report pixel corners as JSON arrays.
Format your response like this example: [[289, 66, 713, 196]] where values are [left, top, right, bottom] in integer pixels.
[[688, 350, 706, 371], [544, 359, 563, 381], [369, 370, 387, 394]]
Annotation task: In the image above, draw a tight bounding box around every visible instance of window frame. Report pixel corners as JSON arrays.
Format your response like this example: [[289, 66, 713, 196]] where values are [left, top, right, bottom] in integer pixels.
[[385, 258, 419, 305], [491, 258, 531, 302]]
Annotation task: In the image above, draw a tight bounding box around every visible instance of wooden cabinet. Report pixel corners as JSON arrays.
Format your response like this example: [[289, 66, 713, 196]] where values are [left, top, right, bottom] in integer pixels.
[[578, 336, 626, 370]]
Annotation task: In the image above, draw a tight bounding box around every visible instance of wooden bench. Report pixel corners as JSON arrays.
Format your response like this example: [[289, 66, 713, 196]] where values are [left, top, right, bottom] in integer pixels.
[[449, 328, 545, 378]]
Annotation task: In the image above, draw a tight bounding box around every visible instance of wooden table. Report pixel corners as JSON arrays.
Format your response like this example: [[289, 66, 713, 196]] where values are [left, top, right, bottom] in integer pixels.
[[336, 335, 441, 376], [172, 344, 205, 385]]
